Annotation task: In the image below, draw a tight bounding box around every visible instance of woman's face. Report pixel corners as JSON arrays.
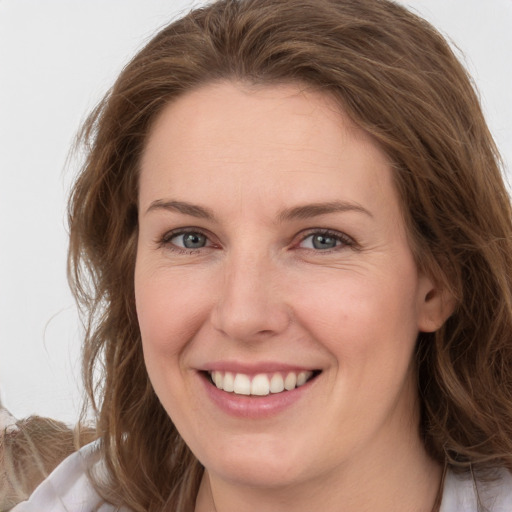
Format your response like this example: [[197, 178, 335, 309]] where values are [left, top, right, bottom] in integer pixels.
[[135, 82, 445, 490]]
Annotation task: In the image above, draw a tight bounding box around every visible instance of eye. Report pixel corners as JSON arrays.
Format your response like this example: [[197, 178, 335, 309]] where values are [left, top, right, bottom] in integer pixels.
[[162, 230, 211, 250], [171, 231, 208, 249], [298, 230, 353, 251]]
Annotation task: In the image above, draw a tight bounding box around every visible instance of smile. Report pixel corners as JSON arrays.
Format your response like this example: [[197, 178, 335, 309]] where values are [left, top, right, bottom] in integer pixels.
[[207, 370, 317, 396]]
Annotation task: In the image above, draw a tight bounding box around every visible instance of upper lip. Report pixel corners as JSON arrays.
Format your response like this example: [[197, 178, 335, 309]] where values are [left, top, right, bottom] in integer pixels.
[[198, 361, 320, 374]]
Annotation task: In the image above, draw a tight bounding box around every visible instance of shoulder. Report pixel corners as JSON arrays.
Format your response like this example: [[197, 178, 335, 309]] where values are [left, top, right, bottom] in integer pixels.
[[10, 440, 131, 512], [441, 467, 512, 512]]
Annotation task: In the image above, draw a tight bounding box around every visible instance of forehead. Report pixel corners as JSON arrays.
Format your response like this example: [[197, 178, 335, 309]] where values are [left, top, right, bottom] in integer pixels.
[[139, 81, 396, 220], [142, 80, 370, 162]]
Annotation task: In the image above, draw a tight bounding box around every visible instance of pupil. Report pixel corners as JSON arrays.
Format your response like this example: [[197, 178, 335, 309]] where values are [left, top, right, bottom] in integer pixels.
[[312, 234, 336, 250], [183, 233, 206, 249]]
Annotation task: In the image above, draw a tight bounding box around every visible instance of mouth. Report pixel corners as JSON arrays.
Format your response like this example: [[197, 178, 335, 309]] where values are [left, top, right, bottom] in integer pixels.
[[205, 369, 321, 396]]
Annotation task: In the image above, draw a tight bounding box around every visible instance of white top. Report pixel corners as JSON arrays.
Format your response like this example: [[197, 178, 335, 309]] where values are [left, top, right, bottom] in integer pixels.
[[11, 442, 512, 512]]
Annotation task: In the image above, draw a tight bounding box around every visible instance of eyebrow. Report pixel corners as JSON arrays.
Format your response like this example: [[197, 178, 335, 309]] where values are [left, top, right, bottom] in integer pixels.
[[277, 201, 373, 222], [145, 199, 216, 220], [145, 199, 372, 221]]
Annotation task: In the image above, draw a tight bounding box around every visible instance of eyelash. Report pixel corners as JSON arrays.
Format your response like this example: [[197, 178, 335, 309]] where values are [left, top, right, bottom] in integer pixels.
[[157, 227, 356, 254], [297, 229, 355, 252], [157, 228, 214, 254]]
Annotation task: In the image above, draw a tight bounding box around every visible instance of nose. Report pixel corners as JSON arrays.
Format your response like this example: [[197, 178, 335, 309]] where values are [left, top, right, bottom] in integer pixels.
[[210, 252, 291, 342]]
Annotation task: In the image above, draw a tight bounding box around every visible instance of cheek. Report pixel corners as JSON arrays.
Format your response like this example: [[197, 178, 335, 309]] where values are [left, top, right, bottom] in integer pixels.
[[290, 265, 420, 368], [134, 265, 212, 359], [134, 266, 214, 419]]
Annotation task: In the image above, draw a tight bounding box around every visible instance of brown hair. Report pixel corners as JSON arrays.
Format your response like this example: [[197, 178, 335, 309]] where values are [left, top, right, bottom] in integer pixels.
[[68, 0, 512, 510]]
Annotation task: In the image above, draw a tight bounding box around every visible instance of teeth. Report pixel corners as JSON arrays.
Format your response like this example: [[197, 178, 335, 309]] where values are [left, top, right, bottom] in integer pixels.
[[251, 374, 271, 396], [284, 372, 297, 390], [223, 372, 234, 392], [213, 371, 223, 389], [233, 373, 251, 395], [297, 371, 309, 387], [270, 373, 285, 393], [209, 370, 314, 396]]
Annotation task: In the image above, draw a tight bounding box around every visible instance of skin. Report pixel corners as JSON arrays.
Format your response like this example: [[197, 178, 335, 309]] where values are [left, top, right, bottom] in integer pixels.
[[135, 82, 452, 512]]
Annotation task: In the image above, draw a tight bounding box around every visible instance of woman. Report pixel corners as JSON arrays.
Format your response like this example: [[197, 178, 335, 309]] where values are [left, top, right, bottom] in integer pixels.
[[11, 0, 512, 510]]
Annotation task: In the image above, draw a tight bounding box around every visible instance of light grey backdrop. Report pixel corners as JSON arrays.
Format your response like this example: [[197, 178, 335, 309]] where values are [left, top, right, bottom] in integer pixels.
[[1, 0, 511, 424]]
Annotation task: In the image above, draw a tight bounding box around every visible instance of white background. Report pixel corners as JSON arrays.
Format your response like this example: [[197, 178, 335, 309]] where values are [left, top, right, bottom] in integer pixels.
[[1, 0, 511, 425]]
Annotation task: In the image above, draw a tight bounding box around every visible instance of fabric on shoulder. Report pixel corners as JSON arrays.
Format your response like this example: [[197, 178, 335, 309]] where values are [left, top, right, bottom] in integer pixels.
[[10, 441, 131, 512], [440, 467, 512, 512]]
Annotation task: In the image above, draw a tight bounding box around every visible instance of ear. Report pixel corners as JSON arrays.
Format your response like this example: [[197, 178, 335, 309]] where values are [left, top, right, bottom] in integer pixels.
[[416, 274, 457, 333]]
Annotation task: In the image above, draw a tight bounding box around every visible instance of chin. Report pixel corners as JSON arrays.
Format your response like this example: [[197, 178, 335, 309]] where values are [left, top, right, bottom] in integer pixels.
[[196, 435, 314, 489], [213, 460, 304, 489]]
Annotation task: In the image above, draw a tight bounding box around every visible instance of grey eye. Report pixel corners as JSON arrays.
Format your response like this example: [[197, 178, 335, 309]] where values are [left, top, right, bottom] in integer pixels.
[[301, 233, 340, 250], [312, 234, 338, 249], [173, 232, 208, 249]]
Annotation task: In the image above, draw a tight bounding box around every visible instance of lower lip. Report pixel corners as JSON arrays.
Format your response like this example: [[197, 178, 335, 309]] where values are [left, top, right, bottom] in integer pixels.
[[200, 373, 317, 419]]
